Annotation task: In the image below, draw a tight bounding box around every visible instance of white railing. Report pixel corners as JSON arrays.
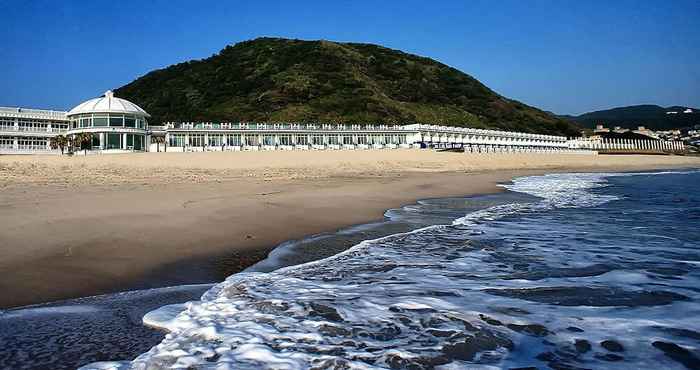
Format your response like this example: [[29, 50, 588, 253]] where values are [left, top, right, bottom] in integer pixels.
[[0, 107, 68, 120], [0, 126, 68, 134]]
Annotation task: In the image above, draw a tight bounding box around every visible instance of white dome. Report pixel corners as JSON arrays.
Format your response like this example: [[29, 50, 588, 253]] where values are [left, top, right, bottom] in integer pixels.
[[68, 90, 150, 117]]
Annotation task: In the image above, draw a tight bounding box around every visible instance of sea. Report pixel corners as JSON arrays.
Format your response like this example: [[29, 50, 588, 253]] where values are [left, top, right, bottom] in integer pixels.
[[1, 169, 699, 370]]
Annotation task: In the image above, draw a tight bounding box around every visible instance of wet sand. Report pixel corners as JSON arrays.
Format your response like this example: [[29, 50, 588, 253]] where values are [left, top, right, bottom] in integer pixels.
[[1, 150, 699, 308]]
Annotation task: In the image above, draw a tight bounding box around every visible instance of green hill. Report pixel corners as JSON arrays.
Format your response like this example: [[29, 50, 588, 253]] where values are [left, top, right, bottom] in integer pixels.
[[116, 37, 579, 136], [563, 104, 699, 131]]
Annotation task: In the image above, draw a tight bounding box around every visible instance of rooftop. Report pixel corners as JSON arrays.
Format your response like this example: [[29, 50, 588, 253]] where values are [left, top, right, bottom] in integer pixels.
[[68, 91, 151, 117]]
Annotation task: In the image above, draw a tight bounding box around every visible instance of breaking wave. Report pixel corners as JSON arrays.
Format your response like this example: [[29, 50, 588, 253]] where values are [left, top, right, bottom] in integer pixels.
[[81, 170, 700, 370]]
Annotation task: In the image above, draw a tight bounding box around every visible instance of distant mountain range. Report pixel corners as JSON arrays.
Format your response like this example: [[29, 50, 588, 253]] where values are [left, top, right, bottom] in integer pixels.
[[559, 105, 699, 131], [115, 37, 579, 136]]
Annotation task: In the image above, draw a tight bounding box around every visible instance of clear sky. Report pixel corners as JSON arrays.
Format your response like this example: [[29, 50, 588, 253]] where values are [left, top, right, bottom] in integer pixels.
[[1, 0, 698, 115]]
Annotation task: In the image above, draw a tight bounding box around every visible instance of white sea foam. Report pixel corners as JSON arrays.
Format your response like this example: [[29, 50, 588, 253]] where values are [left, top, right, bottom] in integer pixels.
[[80, 170, 700, 370]]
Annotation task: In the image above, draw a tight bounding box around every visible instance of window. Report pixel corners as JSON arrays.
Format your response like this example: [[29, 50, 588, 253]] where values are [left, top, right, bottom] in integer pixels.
[[169, 134, 185, 147], [0, 137, 14, 148], [295, 135, 308, 145], [226, 134, 241, 146], [312, 134, 324, 145], [343, 135, 353, 145], [328, 135, 339, 145], [125, 117, 136, 128], [245, 135, 259, 146], [106, 133, 121, 149], [189, 134, 203, 147], [94, 116, 108, 126], [262, 134, 275, 146], [109, 115, 123, 127], [209, 134, 223, 147], [131, 135, 144, 150], [18, 137, 47, 150], [278, 134, 292, 145]]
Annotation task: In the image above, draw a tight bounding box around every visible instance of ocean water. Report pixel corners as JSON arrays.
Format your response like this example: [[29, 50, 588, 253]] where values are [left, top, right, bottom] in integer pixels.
[[76, 169, 700, 370], [3, 170, 700, 370]]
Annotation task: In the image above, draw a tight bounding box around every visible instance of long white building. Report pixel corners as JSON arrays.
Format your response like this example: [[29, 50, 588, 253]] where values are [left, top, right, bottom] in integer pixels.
[[151, 122, 573, 153], [0, 107, 69, 153], [0, 90, 684, 155]]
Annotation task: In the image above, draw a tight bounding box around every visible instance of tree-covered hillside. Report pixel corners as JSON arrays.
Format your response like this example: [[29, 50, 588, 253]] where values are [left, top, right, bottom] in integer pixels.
[[116, 38, 579, 136]]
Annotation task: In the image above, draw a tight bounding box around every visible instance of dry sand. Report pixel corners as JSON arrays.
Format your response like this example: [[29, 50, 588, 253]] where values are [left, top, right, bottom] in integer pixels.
[[1, 150, 699, 308]]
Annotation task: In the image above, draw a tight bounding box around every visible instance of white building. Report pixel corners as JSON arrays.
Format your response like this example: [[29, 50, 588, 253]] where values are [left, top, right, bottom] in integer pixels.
[[0, 107, 69, 154], [151, 122, 573, 153], [67, 90, 150, 152], [0, 90, 683, 155]]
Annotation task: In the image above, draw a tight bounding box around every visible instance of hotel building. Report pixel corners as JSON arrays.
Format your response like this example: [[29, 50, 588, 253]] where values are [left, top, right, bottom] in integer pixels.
[[1, 90, 683, 155]]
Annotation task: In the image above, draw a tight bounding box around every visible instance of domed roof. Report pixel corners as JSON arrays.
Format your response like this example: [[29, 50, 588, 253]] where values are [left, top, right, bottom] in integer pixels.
[[68, 90, 150, 117]]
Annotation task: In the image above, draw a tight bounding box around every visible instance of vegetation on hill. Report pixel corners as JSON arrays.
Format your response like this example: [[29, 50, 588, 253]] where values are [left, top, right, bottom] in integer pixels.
[[116, 37, 580, 136], [561, 104, 699, 131]]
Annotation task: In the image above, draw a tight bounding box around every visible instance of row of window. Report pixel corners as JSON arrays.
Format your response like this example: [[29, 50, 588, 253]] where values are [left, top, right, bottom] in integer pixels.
[[0, 137, 51, 148], [85, 133, 146, 150], [70, 114, 147, 129], [167, 134, 409, 147], [167, 122, 401, 131], [0, 137, 13, 148], [0, 118, 68, 131]]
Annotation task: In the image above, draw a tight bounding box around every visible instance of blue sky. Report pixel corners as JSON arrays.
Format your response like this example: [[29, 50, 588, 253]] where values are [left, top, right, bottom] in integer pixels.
[[1, 0, 698, 115]]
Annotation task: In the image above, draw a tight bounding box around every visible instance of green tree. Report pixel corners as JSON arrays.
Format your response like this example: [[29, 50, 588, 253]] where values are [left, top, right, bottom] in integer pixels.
[[72, 133, 94, 155], [153, 135, 166, 152], [49, 135, 69, 155]]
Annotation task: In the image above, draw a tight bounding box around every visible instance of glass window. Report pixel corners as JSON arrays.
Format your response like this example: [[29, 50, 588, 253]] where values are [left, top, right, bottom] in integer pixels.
[[134, 135, 143, 150], [295, 135, 308, 145], [94, 117, 108, 126], [209, 134, 223, 146], [106, 133, 121, 149], [263, 135, 275, 146], [189, 134, 203, 147], [169, 134, 185, 147], [279, 135, 291, 145], [245, 135, 259, 146], [125, 117, 136, 128], [109, 115, 123, 127], [226, 134, 241, 146]]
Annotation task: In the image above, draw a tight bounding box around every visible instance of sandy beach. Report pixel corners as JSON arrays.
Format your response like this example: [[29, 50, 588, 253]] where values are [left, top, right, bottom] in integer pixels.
[[1, 150, 699, 308]]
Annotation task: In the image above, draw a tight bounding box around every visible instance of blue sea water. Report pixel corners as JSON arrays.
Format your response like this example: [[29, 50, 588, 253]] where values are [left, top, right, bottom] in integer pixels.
[[3, 169, 700, 370]]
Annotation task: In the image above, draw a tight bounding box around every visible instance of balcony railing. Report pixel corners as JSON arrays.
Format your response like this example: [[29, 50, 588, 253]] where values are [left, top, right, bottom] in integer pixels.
[[0, 126, 68, 134]]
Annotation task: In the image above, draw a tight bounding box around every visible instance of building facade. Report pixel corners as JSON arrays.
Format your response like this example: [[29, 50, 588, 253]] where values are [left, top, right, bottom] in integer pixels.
[[150, 122, 575, 153], [0, 90, 686, 155], [67, 90, 150, 152], [0, 107, 69, 154]]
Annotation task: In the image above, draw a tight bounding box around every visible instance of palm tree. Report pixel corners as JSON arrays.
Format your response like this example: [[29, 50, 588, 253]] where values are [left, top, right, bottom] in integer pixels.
[[49, 135, 69, 155], [72, 133, 94, 155], [153, 135, 165, 152]]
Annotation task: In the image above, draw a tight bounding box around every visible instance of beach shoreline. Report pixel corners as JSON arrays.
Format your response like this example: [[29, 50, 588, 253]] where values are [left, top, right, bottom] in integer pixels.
[[1, 151, 699, 308]]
